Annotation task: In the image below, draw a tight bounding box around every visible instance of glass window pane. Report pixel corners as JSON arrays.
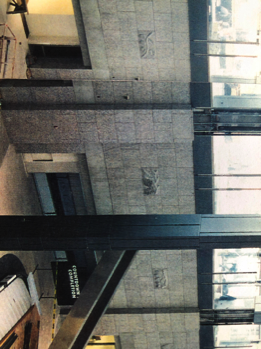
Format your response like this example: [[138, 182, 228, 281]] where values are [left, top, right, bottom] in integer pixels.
[[209, 0, 260, 42], [214, 325, 260, 347], [212, 83, 261, 108], [213, 249, 259, 309]]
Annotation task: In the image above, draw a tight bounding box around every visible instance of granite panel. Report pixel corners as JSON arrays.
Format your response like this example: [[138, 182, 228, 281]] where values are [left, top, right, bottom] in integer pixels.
[[96, 110, 117, 142], [117, 0, 135, 12], [177, 167, 194, 196], [113, 82, 134, 104], [115, 315, 131, 333], [107, 167, 125, 179], [139, 144, 158, 167], [94, 81, 115, 104], [175, 59, 191, 82], [115, 110, 134, 123], [173, 332, 187, 349], [185, 313, 199, 332], [175, 142, 193, 167], [103, 30, 124, 60], [154, 14, 173, 42], [155, 289, 170, 307], [153, 0, 171, 12], [126, 289, 144, 307], [119, 12, 137, 41], [152, 82, 172, 103], [133, 332, 147, 349], [116, 123, 136, 142], [156, 42, 175, 70], [133, 82, 152, 104], [97, 0, 118, 13], [158, 69, 176, 81], [159, 331, 173, 346], [78, 122, 99, 142], [154, 123, 173, 143], [121, 146, 141, 168], [161, 206, 179, 214], [172, 109, 193, 139], [128, 315, 144, 332], [171, 82, 190, 104], [142, 60, 159, 80], [85, 143, 106, 169], [153, 110, 172, 123], [103, 143, 123, 168], [170, 313, 185, 332], [146, 332, 160, 349], [135, 1, 154, 31], [101, 13, 120, 31], [77, 110, 96, 123], [124, 167, 142, 179], [157, 147, 176, 167], [171, 3, 189, 33], [126, 67, 144, 80]]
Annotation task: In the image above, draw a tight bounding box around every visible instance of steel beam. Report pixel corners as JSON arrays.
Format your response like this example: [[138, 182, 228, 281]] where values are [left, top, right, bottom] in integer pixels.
[[1, 215, 261, 250], [49, 250, 136, 349]]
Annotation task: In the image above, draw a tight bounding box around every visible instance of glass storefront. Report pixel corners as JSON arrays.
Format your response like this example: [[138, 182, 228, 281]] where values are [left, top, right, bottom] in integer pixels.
[[208, 0, 261, 107]]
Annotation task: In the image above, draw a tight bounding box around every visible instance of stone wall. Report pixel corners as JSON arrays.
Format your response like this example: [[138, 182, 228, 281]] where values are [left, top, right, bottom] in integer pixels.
[[2, 108, 194, 215], [94, 250, 199, 349]]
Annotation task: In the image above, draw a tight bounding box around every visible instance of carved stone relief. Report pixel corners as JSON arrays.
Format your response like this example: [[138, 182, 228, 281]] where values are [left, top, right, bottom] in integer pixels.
[[138, 31, 155, 59], [142, 168, 159, 195], [153, 269, 168, 289]]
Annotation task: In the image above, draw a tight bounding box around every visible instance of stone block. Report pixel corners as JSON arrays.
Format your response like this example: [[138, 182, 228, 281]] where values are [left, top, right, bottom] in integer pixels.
[[158, 69, 176, 81], [142, 60, 159, 80], [96, 314, 117, 335], [101, 13, 120, 31], [78, 122, 99, 142], [175, 142, 193, 167], [158, 167, 177, 179], [159, 331, 173, 346], [151, 250, 168, 269], [133, 332, 147, 348], [133, 82, 152, 103], [135, 2, 154, 31], [167, 274, 184, 293], [139, 144, 158, 167], [117, 0, 135, 12], [73, 81, 95, 103], [124, 167, 142, 179], [126, 67, 144, 80], [156, 314, 171, 332], [121, 146, 141, 168], [173, 332, 187, 349], [126, 289, 144, 307], [169, 291, 184, 307], [136, 123, 155, 143], [113, 81, 134, 104], [155, 288, 170, 307], [175, 59, 191, 82], [153, 110, 172, 123], [128, 315, 144, 332], [97, 0, 117, 13], [156, 43, 175, 70], [89, 166, 108, 179], [177, 168, 194, 196], [141, 289, 156, 307], [185, 313, 200, 332], [154, 123, 173, 143], [128, 190, 146, 205], [146, 332, 160, 349], [154, 15, 173, 42], [161, 206, 179, 214], [152, 82, 172, 103], [119, 12, 137, 41], [172, 109, 193, 139], [160, 178, 178, 198], [94, 81, 115, 103], [153, 0, 171, 13], [171, 3, 189, 32], [136, 254, 153, 277], [116, 122, 136, 142], [96, 110, 117, 143], [103, 144, 123, 168], [115, 110, 134, 123], [77, 110, 96, 123], [170, 313, 185, 332], [85, 143, 106, 169]]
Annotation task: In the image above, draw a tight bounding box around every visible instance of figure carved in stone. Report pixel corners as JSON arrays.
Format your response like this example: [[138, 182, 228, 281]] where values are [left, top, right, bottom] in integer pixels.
[[138, 31, 155, 59], [142, 168, 159, 195], [153, 269, 167, 289]]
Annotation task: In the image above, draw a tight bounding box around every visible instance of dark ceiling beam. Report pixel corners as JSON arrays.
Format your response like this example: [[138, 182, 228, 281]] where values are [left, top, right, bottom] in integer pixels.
[[1, 215, 261, 250], [49, 250, 136, 349]]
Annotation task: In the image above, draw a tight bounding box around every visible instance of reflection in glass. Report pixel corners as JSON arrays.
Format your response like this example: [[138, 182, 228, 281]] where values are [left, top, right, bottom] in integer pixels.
[[209, 0, 260, 42], [214, 324, 260, 348], [213, 249, 260, 310]]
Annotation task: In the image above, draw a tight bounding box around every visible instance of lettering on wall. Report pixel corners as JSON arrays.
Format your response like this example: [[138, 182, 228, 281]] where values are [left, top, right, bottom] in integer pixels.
[[68, 265, 80, 299]]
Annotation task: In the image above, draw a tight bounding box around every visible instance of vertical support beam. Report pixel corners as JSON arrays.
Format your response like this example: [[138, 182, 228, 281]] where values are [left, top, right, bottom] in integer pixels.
[[49, 250, 136, 349]]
